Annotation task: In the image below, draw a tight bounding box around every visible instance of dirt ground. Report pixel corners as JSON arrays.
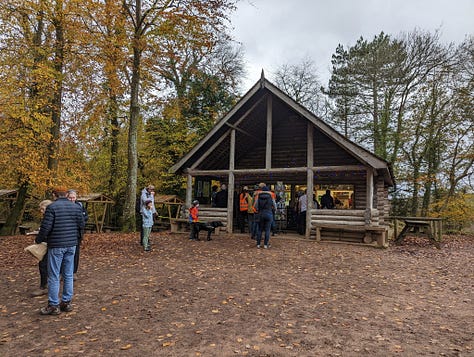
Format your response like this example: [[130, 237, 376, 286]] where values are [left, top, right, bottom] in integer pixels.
[[0, 230, 473, 357]]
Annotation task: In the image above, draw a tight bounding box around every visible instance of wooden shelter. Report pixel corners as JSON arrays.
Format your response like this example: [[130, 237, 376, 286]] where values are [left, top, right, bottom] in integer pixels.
[[0, 189, 31, 234], [169, 73, 395, 247], [154, 195, 184, 221], [0, 189, 20, 222], [77, 193, 115, 233]]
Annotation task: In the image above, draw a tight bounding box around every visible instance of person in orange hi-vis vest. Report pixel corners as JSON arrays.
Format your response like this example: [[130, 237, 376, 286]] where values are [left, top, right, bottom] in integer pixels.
[[238, 186, 250, 233]]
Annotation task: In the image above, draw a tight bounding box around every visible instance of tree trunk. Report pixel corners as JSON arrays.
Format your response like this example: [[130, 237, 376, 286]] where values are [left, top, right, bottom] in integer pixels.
[[47, 8, 65, 175], [122, 17, 142, 232], [108, 93, 120, 194]]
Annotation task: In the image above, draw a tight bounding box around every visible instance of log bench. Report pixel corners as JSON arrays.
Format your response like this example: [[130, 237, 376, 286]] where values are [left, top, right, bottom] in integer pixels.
[[314, 223, 388, 246], [169, 218, 224, 237]]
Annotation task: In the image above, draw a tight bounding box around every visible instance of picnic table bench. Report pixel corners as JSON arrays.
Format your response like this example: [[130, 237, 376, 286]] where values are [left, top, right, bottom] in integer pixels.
[[393, 218, 442, 249], [18, 225, 32, 235]]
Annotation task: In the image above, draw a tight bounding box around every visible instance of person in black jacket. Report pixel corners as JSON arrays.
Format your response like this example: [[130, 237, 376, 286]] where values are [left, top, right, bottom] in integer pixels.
[[67, 189, 88, 279], [214, 184, 228, 208], [256, 186, 276, 249], [320, 189, 335, 209], [36, 187, 85, 315]]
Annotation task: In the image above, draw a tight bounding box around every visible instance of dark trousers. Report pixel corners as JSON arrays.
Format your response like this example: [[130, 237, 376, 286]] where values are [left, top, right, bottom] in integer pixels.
[[190, 222, 199, 240], [139, 214, 144, 245], [297, 211, 306, 235], [257, 212, 273, 246], [73, 242, 81, 274], [39, 254, 48, 288], [238, 210, 247, 233]]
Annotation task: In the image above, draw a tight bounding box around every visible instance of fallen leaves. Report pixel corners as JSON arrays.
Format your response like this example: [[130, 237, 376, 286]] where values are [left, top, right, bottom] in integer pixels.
[[0, 232, 473, 356]]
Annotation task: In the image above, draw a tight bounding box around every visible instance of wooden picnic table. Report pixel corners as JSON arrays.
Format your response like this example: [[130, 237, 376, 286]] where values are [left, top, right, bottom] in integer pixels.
[[390, 216, 443, 248]]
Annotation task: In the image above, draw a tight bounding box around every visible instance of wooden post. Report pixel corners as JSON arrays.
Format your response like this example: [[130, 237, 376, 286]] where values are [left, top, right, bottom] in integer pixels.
[[306, 122, 314, 238], [227, 129, 236, 233], [265, 95, 272, 169], [186, 174, 192, 215], [365, 168, 374, 225], [393, 218, 399, 241]]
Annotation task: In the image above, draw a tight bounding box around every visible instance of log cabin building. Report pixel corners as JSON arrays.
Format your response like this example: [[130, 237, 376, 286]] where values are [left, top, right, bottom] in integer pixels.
[[170, 72, 395, 247]]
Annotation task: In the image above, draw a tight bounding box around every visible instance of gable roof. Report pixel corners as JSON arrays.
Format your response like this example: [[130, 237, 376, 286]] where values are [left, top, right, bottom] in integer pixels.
[[170, 73, 394, 186]]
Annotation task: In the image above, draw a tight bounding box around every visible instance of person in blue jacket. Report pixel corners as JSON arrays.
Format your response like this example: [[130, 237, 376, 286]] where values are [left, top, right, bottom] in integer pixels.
[[141, 200, 154, 252]]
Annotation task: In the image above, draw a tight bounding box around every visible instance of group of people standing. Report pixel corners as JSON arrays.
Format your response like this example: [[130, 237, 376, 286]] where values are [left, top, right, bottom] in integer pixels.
[[293, 189, 336, 235], [139, 183, 339, 251], [238, 183, 277, 249], [32, 187, 87, 315]]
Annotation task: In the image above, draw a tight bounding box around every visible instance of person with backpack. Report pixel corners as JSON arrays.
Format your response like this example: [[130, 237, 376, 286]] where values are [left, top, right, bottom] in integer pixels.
[[255, 186, 276, 249]]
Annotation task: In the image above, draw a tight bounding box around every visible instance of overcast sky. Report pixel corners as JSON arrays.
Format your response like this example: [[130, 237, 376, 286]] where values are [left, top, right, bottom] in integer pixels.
[[230, 0, 473, 89]]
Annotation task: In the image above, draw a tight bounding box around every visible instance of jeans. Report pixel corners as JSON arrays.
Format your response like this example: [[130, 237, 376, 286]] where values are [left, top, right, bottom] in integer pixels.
[[47, 246, 76, 306], [257, 212, 273, 246], [252, 214, 260, 239]]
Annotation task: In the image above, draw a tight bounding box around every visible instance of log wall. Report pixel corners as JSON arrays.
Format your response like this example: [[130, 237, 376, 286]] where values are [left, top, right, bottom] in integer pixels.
[[196, 207, 228, 228], [310, 209, 387, 246]]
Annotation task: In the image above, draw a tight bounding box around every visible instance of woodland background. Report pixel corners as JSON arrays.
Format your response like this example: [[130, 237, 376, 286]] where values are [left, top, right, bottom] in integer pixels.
[[0, 0, 473, 235]]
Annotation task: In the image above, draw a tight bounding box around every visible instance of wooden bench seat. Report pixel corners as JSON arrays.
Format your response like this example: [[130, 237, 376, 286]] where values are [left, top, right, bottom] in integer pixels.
[[313, 223, 388, 246], [169, 218, 224, 236]]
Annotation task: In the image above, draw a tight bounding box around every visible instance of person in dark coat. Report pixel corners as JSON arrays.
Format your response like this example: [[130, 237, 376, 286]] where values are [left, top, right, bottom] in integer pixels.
[[256, 186, 276, 249], [67, 189, 88, 279], [35, 187, 85, 315], [214, 184, 228, 208], [320, 189, 335, 209]]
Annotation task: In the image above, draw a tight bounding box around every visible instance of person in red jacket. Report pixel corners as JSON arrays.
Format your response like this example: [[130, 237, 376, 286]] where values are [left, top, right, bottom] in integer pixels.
[[189, 200, 200, 241]]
